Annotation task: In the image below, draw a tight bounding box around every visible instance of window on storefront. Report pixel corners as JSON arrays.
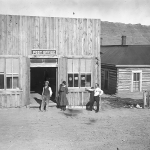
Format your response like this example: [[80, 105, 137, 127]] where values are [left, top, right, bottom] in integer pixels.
[[0, 58, 19, 90], [68, 59, 79, 87], [80, 59, 91, 87], [0, 59, 4, 89], [67, 59, 91, 88]]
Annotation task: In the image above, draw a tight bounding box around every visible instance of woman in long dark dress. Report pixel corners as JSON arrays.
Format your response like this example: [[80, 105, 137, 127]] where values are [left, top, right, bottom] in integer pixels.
[[59, 81, 68, 111]]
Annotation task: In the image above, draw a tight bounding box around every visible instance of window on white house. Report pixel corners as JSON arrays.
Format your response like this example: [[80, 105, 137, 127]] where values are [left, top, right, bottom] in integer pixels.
[[67, 59, 92, 88], [133, 72, 140, 92], [0, 59, 4, 89]]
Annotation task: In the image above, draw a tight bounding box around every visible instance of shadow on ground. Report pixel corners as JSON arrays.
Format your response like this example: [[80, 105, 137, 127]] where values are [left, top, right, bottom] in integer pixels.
[[29, 97, 56, 110], [85, 118, 98, 125], [58, 109, 83, 118]]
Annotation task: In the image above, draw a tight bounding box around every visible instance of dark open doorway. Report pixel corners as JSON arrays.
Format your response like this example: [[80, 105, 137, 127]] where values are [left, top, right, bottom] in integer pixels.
[[30, 67, 57, 101]]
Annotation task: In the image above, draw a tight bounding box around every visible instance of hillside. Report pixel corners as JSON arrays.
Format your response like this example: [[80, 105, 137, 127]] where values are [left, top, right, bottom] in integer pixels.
[[101, 21, 150, 45]]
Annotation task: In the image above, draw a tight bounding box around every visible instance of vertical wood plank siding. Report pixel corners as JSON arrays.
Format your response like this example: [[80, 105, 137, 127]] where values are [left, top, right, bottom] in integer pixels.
[[0, 16, 101, 54], [101, 65, 117, 94], [0, 15, 101, 107], [0, 15, 101, 56], [0, 91, 22, 108]]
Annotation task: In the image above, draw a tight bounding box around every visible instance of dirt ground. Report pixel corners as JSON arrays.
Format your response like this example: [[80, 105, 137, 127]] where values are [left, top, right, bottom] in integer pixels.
[[0, 99, 150, 150]]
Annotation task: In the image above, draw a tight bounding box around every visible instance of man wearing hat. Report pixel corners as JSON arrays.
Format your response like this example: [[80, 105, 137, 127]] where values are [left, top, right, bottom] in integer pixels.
[[86, 83, 103, 113], [41, 81, 52, 111]]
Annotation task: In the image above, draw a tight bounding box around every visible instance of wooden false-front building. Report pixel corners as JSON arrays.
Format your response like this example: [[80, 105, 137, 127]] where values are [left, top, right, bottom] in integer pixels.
[[101, 45, 150, 99], [0, 14, 101, 107]]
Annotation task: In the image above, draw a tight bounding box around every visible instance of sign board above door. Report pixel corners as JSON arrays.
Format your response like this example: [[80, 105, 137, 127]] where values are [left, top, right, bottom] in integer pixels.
[[32, 49, 56, 55]]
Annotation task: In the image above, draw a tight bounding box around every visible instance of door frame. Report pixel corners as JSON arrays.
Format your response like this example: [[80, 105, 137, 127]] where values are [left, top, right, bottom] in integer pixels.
[[131, 70, 142, 92], [29, 56, 59, 99]]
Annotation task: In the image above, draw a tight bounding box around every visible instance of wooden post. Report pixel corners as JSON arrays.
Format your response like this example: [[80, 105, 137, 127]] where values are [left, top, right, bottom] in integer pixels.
[[143, 91, 147, 109], [147, 91, 150, 108], [82, 92, 83, 107]]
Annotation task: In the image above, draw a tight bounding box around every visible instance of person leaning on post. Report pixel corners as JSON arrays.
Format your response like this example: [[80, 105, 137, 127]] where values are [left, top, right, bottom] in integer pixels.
[[85, 83, 103, 113], [85, 87, 94, 111], [41, 81, 52, 112]]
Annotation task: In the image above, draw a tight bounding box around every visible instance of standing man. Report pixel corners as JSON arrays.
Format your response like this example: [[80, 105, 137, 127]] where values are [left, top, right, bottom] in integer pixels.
[[41, 81, 52, 112], [86, 83, 103, 113]]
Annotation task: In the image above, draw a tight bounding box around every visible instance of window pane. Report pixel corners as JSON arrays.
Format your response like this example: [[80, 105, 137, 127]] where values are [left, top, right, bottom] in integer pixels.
[[74, 74, 79, 87], [13, 77, 19, 89], [0, 74, 4, 89], [6, 59, 12, 73], [133, 82, 140, 91], [85, 59, 91, 72], [68, 59, 73, 72], [133, 73, 136, 81], [80, 59, 85, 72], [0, 59, 4, 72], [137, 73, 140, 81], [7, 77, 12, 89], [81, 74, 85, 87], [68, 74, 73, 87], [13, 59, 19, 73], [85, 74, 91, 87], [73, 59, 79, 72]]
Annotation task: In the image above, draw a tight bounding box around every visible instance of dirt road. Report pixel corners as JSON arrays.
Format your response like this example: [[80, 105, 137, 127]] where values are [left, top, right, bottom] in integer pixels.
[[0, 104, 150, 150]]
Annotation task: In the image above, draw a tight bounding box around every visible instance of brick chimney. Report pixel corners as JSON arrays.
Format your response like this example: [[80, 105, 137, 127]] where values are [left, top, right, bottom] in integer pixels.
[[122, 36, 126, 45]]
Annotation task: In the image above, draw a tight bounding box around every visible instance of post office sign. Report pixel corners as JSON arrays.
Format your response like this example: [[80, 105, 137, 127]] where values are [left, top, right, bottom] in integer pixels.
[[32, 49, 56, 55]]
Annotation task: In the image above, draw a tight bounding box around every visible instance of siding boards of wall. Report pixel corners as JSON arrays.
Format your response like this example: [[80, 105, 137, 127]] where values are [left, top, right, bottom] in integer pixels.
[[117, 67, 150, 98], [58, 57, 67, 85], [21, 57, 30, 106], [67, 91, 90, 106], [101, 65, 117, 94], [80, 18, 83, 55], [0, 92, 22, 108], [88, 19, 93, 55], [0, 16, 1, 55], [58, 18, 62, 55], [1, 15, 7, 55], [73, 19, 77, 55], [118, 68, 131, 92], [0, 15, 101, 57]]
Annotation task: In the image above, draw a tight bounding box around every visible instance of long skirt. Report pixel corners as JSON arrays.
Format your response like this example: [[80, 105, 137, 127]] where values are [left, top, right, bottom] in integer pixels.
[[59, 92, 68, 106]]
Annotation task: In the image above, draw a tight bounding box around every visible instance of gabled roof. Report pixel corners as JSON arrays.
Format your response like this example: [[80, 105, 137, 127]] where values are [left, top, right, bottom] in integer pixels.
[[101, 45, 150, 66]]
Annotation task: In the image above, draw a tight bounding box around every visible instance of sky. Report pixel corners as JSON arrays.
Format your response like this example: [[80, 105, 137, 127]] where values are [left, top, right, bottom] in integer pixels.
[[0, 0, 150, 25]]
